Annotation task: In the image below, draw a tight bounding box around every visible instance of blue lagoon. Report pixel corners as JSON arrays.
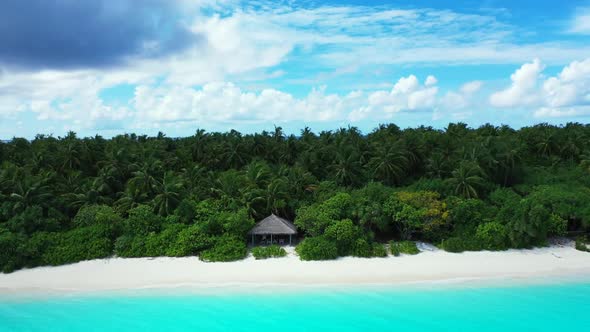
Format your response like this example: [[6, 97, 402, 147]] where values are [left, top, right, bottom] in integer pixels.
[[1, 281, 589, 331]]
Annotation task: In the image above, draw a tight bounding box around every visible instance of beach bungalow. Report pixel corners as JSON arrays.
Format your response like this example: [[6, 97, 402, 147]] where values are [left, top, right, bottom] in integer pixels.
[[248, 214, 298, 245]]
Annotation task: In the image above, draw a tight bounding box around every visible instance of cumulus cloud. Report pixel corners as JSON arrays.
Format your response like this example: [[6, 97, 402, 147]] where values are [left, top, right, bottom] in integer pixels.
[[489, 58, 544, 107], [490, 58, 590, 118], [0, 0, 198, 69], [440, 81, 483, 110], [348, 75, 438, 121], [132, 82, 361, 128]]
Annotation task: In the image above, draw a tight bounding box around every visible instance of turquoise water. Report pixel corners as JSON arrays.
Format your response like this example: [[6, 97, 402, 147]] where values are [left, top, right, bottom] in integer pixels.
[[1, 282, 590, 331]]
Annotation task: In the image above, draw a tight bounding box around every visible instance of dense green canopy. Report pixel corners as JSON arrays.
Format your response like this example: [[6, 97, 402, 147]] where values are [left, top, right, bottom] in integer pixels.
[[1, 122, 590, 271]]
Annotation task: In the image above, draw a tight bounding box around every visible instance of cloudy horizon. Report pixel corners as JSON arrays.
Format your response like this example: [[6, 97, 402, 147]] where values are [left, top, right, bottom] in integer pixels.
[[1, 0, 590, 138]]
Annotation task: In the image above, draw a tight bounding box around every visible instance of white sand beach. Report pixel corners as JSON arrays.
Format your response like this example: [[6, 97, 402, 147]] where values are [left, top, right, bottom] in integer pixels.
[[1, 244, 589, 294]]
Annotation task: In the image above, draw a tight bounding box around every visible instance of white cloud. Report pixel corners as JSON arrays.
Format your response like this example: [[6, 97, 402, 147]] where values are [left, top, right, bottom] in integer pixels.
[[425, 75, 438, 86], [534, 107, 590, 118], [489, 58, 544, 107], [348, 75, 439, 122], [543, 58, 590, 107], [0, 69, 132, 129], [490, 58, 590, 118], [569, 9, 590, 34], [460, 81, 483, 94], [441, 81, 482, 110], [3, 1, 590, 135], [132, 82, 364, 128]]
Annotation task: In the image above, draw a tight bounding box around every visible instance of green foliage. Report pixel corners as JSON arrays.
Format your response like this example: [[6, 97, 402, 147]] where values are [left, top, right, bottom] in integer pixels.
[[295, 236, 339, 260], [3, 123, 590, 271], [5, 206, 61, 235], [527, 185, 590, 229], [446, 197, 495, 234], [352, 238, 387, 258], [475, 222, 508, 250], [350, 182, 393, 233], [124, 205, 165, 235], [174, 199, 197, 224], [384, 191, 449, 241], [506, 202, 550, 248], [389, 241, 420, 256], [42, 225, 114, 266], [575, 236, 589, 252], [74, 205, 121, 227], [251, 245, 287, 260], [219, 209, 255, 238], [0, 228, 25, 273], [446, 161, 486, 199], [548, 214, 567, 237], [199, 235, 248, 262], [440, 236, 482, 253], [166, 224, 215, 257], [371, 243, 388, 257], [324, 219, 364, 256], [489, 188, 521, 207], [295, 193, 353, 237]]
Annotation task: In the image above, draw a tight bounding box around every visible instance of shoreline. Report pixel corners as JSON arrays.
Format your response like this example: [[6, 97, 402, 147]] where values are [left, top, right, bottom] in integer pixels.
[[1, 245, 590, 297]]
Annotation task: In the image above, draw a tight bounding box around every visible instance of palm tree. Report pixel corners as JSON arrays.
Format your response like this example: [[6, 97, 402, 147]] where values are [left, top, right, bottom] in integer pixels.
[[127, 160, 162, 196], [330, 148, 363, 187], [9, 174, 52, 214], [447, 161, 486, 199], [368, 143, 408, 185], [114, 188, 148, 216], [61, 184, 112, 211], [221, 139, 247, 169], [426, 152, 450, 178], [580, 152, 590, 174], [153, 172, 184, 216], [497, 141, 522, 186]]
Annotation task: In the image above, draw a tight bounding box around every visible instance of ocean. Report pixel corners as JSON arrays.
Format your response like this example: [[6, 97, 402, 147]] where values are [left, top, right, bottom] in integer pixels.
[[1, 281, 589, 331]]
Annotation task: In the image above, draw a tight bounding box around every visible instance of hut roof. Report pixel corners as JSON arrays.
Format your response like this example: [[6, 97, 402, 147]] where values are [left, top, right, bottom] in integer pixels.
[[248, 214, 298, 235]]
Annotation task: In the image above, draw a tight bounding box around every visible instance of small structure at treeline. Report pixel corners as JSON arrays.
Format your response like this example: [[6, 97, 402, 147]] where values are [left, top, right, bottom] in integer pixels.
[[248, 214, 298, 245]]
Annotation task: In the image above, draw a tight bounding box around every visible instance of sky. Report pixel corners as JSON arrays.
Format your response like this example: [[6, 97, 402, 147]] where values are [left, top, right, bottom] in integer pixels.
[[0, 0, 590, 138]]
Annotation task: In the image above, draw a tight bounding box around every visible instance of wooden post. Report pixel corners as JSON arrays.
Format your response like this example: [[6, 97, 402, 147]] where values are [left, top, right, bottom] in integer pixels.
[[289, 234, 292, 245], [271, 234, 273, 245], [251, 234, 254, 245]]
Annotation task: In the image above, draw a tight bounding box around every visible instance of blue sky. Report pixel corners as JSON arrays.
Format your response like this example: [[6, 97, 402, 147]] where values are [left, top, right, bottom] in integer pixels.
[[0, 0, 589, 138]]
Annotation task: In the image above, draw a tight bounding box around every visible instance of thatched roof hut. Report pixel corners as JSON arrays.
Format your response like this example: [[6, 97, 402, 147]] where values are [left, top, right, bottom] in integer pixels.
[[248, 214, 297, 245]]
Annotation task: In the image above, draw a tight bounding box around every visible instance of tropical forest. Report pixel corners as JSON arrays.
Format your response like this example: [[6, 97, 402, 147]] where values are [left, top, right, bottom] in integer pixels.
[[1, 123, 590, 272]]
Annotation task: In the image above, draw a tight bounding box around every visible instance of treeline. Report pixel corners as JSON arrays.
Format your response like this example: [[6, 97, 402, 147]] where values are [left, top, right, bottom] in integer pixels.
[[1, 123, 590, 271]]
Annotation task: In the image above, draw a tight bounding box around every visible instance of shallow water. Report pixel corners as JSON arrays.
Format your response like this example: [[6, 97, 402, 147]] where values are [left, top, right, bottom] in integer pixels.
[[1, 281, 589, 331]]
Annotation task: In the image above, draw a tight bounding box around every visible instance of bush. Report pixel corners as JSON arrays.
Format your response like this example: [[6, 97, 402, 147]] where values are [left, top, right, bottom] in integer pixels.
[[220, 209, 255, 238], [351, 238, 388, 258], [371, 243, 388, 257], [0, 228, 26, 273], [251, 245, 287, 260], [200, 235, 248, 262], [74, 205, 122, 228], [114, 235, 137, 257], [166, 224, 215, 257], [295, 236, 339, 261], [475, 222, 508, 251], [440, 236, 482, 253], [42, 225, 114, 265], [144, 224, 186, 257], [575, 236, 589, 252], [124, 205, 164, 235], [324, 219, 363, 256], [351, 238, 372, 257], [5, 206, 61, 235], [389, 241, 420, 256], [548, 214, 567, 237]]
